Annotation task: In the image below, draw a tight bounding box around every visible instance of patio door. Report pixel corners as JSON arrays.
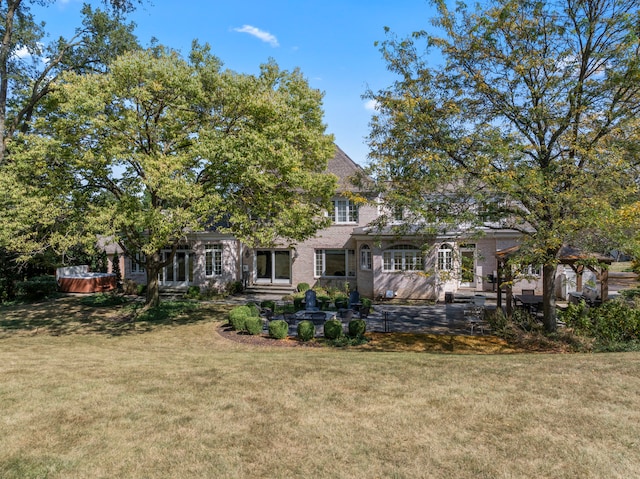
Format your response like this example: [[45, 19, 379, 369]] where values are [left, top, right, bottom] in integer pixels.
[[159, 246, 194, 287], [460, 245, 476, 288], [255, 250, 291, 284]]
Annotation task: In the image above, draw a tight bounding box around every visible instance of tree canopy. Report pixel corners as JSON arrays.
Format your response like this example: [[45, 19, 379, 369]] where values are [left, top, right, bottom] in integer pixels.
[[365, 0, 640, 330], [10, 45, 336, 306]]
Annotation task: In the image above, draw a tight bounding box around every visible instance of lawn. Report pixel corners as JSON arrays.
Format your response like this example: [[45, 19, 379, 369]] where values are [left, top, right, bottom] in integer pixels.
[[1, 297, 639, 478]]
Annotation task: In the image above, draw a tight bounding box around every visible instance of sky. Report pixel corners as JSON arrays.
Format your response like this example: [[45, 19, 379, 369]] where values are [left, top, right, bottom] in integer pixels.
[[34, 0, 438, 166]]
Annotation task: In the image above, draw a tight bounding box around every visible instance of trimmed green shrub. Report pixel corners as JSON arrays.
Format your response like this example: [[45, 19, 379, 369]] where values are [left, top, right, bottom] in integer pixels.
[[297, 320, 315, 341], [561, 298, 640, 345], [246, 302, 261, 317], [260, 300, 276, 311], [293, 295, 304, 311], [324, 319, 343, 340], [361, 297, 372, 309], [269, 319, 289, 339], [185, 285, 201, 299], [244, 316, 263, 335], [228, 305, 252, 331], [348, 319, 366, 338], [334, 296, 348, 310], [297, 282, 310, 292], [317, 295, 331, 310]]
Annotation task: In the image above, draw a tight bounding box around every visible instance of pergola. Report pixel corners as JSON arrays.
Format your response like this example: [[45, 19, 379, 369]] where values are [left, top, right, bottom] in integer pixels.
[[495, 245, 614, 313]]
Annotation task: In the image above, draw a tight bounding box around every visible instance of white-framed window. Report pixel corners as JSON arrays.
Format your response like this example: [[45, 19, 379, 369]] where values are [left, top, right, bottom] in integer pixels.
[[131, 252, 145, 273], [523, 264, 541, 277], [393, 206, 404, 222], [205, 244, 223, 277], [437, 244, 454, 271], [315, 249, 356, 277], [360, 245, 372, 270], [382, 245, 423, 272], [329, 199, 358, 223]]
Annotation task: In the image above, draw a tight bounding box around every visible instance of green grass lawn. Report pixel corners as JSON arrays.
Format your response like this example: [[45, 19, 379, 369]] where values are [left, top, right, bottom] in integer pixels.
[[1, 297, 639, 478]]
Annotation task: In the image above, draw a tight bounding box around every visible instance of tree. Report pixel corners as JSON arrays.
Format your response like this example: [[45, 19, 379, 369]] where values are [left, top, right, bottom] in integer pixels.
[[16, 45, 336, 307], [0, 0, 140, 163], [365, 0, 640, 331]]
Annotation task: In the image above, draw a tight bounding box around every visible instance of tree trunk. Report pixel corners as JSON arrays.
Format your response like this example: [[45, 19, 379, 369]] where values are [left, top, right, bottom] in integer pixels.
[[542, 263, 557, 332], [145, 260, 161, 308]]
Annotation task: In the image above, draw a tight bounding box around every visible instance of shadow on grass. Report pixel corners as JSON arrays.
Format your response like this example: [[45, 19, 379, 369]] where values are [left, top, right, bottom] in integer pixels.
[[0, 296, 230, 338], [358, 332, 529, 354]]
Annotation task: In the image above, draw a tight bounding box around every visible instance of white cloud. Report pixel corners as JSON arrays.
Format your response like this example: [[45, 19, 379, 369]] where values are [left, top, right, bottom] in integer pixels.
[[233, 25, 279, 47], [14, 46, 31, 59], [364, 99, 379, 111]]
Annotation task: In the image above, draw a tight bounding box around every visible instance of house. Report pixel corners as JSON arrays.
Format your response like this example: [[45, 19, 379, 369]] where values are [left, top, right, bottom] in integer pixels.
[[107, 145, 548, 300]]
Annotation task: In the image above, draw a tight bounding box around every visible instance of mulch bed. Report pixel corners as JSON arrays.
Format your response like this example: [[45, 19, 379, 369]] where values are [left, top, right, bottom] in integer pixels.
[[216, 324, 324, 348]]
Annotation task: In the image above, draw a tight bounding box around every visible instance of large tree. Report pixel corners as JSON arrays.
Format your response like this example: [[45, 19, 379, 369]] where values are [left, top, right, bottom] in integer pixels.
[[365, 0, 640, 331], [0, 0, 140, 163], [13, 45, 336, 306]]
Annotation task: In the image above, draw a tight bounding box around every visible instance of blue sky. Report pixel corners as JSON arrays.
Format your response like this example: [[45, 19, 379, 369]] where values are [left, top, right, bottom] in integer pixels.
[[36, 0, 437, 166]]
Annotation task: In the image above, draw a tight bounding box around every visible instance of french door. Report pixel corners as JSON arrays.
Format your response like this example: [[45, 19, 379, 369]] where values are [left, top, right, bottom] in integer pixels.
[[159, 246, 194, 287], [255, 250, 291, 284]]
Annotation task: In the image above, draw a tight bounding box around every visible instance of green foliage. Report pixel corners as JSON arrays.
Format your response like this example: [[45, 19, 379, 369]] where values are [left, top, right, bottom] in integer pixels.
[[226, 281, 244, 295], [323, 319, 343, 340], [293, 295, 305, 311], [561, 299, 640, 347], [260, 300, 276, 311], [366, 0, 640, 331], [297, 283, 310, 292], [334, 296, 348, 310], [244, 316, 263, 335], [297, 320, 315, 341], [228, 306, 252, 331], [268, 319, 289, 339], [7, 45, 336, 308], [15, 276, 58, 300], [111, 252, 122, 286], [246, 302, 261, 317], [185, 286, 201, 300], [79, 293, 128, 307], [348, 319, 367, 338], [133, 301, 199, 323]]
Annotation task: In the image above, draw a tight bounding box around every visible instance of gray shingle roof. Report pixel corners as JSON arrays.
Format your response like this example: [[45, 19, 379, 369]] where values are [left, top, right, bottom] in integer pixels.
[[327, 144, 369, 192]]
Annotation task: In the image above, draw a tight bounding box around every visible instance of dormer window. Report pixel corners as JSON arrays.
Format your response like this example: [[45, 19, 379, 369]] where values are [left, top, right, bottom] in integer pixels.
[[329, 199, 358, 224]]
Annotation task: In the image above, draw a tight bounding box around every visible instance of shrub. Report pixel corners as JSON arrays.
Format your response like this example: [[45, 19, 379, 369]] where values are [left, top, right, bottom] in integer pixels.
[[324, 319, 343, 340], [226, 281, 243, 295], [244, 316, 263, 335], [297, 320, 315, 341], [269, 319, 289, 339], [136, 284, 147, 296], [361, 297, 373, 309], [348, 319, 366, 338], [297, 282, 310, 292], [260, 300, 276, 311], [246, 302, 261, 317], [16, 275, 58, 300], [185, 285, 201, 299], [562, 298, 640, 346], [293, 295, 304, 311], [334, 295, 348, 310], [228, 305, 252, 331]]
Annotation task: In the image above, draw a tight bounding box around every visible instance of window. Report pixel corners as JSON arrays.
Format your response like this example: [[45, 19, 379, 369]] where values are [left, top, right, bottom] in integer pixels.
[[382, 245, 423, 272], [329, 199, 358, 223], [130, 253, 145, 273], [315, 249, 356, 277], [437, 244, 454, 271], [523, 264, 541, 277], [205, 244, 223, 277], [393, 206, 404, 222], [360, 245, 372, 270]]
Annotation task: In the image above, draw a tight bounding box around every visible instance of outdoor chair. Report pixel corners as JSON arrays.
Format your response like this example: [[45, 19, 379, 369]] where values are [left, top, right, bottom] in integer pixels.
[[304, 289, 319, 311], [348, 290, 361, 312], [521, 289, 535, 296], [283, 311, 297, 325]]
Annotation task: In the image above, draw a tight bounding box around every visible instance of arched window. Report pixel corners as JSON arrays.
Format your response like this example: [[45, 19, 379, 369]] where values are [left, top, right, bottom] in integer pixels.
[[360, 245, 372, 270], [437, 244, 454, 271], [382, 245, 423, 272]]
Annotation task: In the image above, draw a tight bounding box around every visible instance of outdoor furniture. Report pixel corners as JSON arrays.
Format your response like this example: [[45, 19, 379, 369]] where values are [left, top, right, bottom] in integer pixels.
[[310, 311, 327, 324], [304, 289, 319, 311], [514, 294, 543, 315], [464, 295, 486, 334], [283, 311, 297, 325], [348, 290, 361, 312], [521, 289, 535, 295]]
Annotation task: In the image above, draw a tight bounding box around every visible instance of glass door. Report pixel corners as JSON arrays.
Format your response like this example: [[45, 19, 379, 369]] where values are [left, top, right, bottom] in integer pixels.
[[255, 250, 291, 284]]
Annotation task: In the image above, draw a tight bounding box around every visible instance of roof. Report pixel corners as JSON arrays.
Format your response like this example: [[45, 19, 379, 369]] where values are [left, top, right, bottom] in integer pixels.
[[327, 144, 369, 192], [495, 245, 614, 264]]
